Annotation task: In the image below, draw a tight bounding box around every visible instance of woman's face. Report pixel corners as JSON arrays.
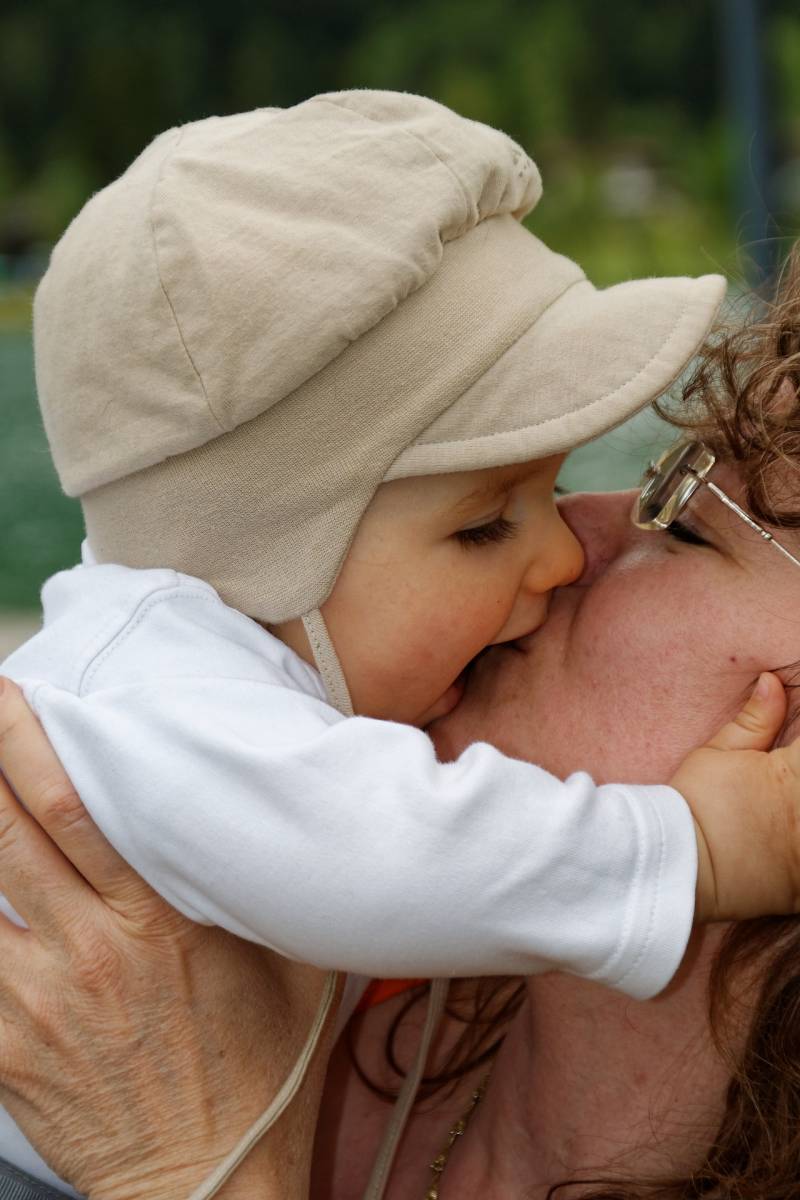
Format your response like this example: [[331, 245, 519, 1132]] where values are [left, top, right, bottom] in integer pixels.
[[430, 460, 800, 783]]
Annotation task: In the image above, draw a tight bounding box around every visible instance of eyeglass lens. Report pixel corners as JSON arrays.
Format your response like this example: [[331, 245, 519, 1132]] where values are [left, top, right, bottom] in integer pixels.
[[637, 442, 700, 526]]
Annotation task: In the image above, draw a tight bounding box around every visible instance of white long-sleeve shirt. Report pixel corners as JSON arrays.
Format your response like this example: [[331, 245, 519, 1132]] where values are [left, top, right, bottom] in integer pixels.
[[0, 551, 697, 1192]]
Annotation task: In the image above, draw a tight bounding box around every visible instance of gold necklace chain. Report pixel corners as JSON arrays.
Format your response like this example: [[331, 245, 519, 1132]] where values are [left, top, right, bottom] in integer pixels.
[[424, 1072, 491, 1200]]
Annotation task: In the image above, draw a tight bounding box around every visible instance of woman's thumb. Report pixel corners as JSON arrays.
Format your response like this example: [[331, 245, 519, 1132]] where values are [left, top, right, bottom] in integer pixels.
[[704, 672, 787, 753]]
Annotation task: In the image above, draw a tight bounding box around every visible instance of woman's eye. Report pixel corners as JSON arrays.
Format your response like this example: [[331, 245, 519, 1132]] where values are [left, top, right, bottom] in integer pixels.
[[455, 516, 519, 548], [666, 519, 709, 547]]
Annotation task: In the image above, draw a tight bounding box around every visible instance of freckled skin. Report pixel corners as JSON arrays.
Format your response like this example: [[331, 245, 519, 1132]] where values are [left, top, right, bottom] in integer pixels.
[[421, 476, 800, 1195], [431, 477, 800, 778]]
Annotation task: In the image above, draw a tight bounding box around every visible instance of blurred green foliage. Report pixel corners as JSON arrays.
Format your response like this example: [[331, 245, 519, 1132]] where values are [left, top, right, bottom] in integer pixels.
[[3, 0, 800, 280], [0, 333, 83, 608], [1, 0, 799, 611]]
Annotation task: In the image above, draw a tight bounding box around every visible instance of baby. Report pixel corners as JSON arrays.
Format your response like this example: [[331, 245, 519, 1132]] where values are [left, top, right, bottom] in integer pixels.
[[4, 90, 800, 1199]]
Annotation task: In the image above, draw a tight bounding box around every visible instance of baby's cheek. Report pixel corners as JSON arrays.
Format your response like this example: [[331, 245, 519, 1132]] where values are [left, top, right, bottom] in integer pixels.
[[382, 625, 459, 696], [422, 570, 480, 628]]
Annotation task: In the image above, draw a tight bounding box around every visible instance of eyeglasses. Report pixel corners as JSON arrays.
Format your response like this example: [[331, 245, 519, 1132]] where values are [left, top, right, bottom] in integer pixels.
[[632, 440, 800, 570]]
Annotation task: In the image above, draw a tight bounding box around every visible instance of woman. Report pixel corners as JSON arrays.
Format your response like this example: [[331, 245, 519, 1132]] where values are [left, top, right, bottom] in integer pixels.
[[2, 255, 800, 1199]]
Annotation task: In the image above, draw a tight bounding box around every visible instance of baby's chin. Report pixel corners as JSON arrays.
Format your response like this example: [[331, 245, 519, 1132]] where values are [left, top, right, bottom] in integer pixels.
[[415, 669, 468, 727], [427, 696, 481, 761], [415, 626, 538, 731], [426, 644, 514, 759]]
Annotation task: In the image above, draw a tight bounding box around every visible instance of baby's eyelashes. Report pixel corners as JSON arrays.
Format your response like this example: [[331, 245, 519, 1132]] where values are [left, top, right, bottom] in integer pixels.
[[454, 516, 520, 549]]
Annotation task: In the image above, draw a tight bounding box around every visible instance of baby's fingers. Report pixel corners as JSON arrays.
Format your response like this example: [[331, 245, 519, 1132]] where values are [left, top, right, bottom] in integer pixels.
[[704, 672, 787, 753]]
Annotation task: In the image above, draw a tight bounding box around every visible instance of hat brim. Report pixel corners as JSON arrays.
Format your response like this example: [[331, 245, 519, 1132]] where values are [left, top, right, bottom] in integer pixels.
[[384, 271, 726, 480]]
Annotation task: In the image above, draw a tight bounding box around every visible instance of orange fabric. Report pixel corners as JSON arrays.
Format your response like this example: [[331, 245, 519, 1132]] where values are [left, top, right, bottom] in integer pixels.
[[356, 978, 425, 1012]]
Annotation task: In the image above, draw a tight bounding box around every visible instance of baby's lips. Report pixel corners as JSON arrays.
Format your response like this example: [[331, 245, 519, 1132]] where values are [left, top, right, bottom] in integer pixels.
[[419, 670, 469, 726]]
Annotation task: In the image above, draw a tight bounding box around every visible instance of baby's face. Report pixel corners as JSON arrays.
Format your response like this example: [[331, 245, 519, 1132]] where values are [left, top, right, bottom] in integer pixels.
[[318, 455, 584, 725]]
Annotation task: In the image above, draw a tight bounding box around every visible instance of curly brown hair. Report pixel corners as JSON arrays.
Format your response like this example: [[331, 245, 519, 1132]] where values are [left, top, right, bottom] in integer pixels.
[[656, 245, 800, 531]]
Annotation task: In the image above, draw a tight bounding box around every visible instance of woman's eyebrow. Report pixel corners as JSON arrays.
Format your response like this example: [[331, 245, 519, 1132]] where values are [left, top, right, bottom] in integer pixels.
[[681, 496, 729, 550], [687, 506, 720, 539]]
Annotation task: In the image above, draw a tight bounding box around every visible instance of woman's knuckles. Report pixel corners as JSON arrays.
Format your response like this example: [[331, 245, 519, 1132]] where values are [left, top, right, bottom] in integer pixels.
[[114, 891, 197, 940], [32, 777, 89, 835], [62, 928, 127, 998]]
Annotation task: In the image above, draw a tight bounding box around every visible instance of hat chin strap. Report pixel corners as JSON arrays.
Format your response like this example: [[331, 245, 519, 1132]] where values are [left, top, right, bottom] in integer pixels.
[[189, 615, 351, 1200], [192, 607, 444, 1200], [301, 608, 355, 716], [300, 609, 450, 1200]]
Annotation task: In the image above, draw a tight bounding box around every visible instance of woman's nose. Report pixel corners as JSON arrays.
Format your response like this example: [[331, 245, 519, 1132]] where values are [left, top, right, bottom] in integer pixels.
[[557, 490, 638, 586]]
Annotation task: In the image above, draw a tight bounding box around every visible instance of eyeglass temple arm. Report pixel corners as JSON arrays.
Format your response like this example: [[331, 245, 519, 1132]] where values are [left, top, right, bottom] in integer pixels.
[[702, 476, 800, 570]]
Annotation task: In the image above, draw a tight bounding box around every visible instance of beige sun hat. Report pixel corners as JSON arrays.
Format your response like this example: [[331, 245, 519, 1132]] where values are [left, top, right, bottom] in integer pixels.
[[33, 89, 725, 710]]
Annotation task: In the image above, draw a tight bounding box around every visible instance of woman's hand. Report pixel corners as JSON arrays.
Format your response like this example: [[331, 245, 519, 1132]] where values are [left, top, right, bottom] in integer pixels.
[[0, 679, 333, 1200]]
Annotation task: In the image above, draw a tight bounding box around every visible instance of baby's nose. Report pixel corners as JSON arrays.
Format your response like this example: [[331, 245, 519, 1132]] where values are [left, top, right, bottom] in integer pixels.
[[557, 490, 638, 585]]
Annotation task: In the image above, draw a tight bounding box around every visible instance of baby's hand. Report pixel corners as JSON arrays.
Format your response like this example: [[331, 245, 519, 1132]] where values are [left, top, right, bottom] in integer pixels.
[[670, 672, 800, 924]]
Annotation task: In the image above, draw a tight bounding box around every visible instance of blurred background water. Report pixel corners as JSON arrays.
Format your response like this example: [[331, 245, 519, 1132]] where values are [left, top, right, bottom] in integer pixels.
[[1, 0, 798, 650]]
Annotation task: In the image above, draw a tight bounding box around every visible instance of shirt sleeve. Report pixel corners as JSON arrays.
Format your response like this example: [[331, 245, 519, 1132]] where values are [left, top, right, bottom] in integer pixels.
[[24, 676, 697, 1000]]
